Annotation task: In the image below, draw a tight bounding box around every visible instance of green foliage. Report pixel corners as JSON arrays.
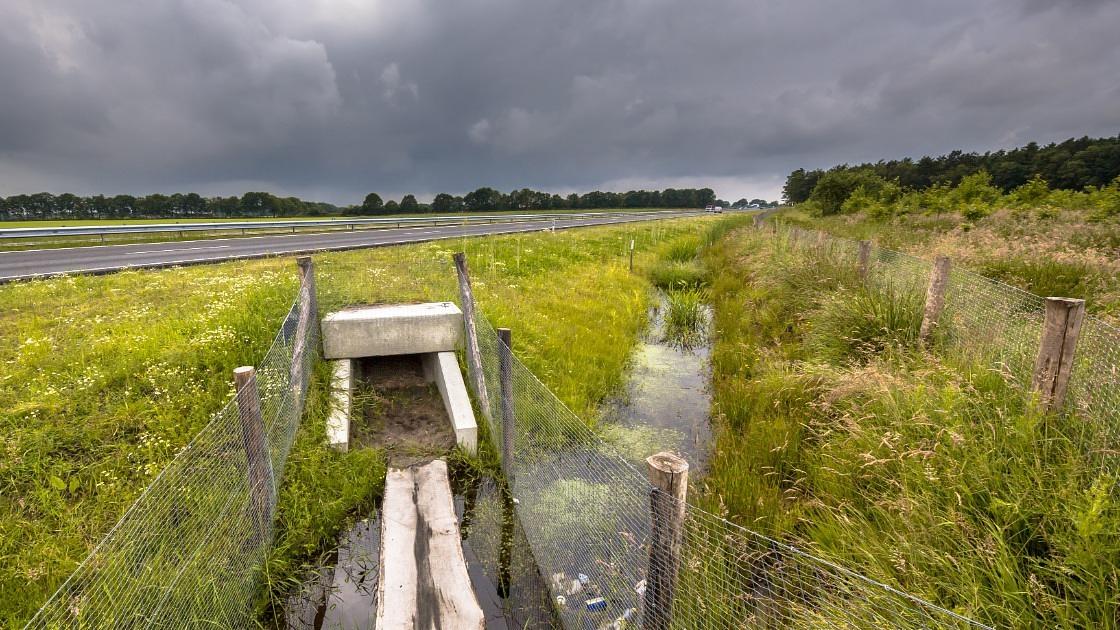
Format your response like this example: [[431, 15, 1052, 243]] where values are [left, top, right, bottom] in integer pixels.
[[784, 134, 1120, 197], [1010, 175, 1052, 208], [805, 282, 926, 363], [648, 260, 708, 289], [662, 287, 708, 347], [809, 169, 890, 216]]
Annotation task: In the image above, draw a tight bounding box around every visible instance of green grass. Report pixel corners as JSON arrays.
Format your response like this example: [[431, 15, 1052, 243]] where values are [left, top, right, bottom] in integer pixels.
[[0, 215, 720, 626], [695, 223, 1120, 628], [776, 204, 1120, 324], [662, 287, 708, 348]]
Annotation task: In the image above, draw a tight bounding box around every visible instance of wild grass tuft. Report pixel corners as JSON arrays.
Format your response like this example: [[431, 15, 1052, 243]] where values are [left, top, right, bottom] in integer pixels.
[[662, 287, 708, 347]]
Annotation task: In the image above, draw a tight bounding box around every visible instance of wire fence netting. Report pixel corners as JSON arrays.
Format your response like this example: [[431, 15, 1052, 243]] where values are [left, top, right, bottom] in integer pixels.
[[466, 305, 991, 629], [778, 222, 1120, 463], [25, 281, 318, 629]]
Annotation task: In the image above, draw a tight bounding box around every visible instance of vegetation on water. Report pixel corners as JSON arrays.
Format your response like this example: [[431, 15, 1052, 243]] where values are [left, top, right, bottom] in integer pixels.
[[0, 216, 718, 626], [697, 222, 1120, 628]]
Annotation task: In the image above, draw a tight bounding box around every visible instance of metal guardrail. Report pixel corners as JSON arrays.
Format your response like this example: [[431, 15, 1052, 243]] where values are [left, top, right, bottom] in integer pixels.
[[0, 210, 696, 239]]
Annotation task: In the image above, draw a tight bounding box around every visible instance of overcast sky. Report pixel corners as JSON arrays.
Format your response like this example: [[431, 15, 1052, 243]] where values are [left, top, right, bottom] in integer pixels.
[[2, 0, 1118, 205]]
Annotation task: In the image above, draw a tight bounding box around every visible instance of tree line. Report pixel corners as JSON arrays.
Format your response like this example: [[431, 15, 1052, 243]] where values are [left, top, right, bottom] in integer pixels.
[[783, 134, 1120, 204], [0, 187, 721, 221]]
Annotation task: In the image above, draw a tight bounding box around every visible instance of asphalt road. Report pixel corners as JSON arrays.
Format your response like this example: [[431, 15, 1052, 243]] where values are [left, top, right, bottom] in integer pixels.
[[0, 211, 703, 282]]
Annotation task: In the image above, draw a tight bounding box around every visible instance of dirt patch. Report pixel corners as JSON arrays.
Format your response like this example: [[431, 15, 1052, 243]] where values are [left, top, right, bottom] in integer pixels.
[[350, 354, 456, 467]]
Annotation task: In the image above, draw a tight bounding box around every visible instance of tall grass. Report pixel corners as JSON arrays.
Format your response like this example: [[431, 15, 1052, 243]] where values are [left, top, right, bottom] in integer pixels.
[[662, 287, 708, 348], [698, 223, 1120, 628]]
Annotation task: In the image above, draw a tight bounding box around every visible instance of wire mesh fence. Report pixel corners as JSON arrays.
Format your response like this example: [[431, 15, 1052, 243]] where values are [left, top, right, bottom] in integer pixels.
[[465, 303, 991, 629], [24, 273, 318, 629], [777, 222, 1120, 464]]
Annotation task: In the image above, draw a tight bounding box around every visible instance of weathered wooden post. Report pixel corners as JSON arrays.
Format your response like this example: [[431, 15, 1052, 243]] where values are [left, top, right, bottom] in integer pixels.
[[234, 366, 274, 544], [1031, 297, 1086, 412], [919, 256, 952, 345], [857, 240, 872, 280], [498, 328, 515, 481], [453, 253, 492, 420], [816, 230, 827, 248], [629, 239, 635, 272], [752, 215, 762, 229], [644, 451, 689, 630], [290, 257, 316, 405]]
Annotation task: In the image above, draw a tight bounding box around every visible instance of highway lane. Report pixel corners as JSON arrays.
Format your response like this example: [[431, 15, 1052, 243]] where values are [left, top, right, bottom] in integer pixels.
[[0, 211, 703, 282]]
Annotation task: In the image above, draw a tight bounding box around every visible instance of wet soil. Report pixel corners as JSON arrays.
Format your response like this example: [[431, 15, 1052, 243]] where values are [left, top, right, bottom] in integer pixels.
[[349, 354, 456, 467]]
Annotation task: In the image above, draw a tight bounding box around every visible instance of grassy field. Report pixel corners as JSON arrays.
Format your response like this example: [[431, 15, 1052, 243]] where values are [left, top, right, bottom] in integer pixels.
[[696, 220, 1119, 628], [778, 205, 1120, 325], [0, 215, 720, 626]]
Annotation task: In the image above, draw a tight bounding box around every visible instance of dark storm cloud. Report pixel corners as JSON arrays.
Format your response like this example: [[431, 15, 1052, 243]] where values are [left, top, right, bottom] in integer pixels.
[[1, 0, 1118, 203]]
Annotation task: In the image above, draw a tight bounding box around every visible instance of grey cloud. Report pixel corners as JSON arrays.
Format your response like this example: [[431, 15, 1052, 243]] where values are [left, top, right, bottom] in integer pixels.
[[1, 0, 1118, 204]]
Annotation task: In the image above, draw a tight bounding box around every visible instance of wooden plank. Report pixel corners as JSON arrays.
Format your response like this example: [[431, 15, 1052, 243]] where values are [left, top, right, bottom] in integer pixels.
[[414, 460, 485, 630], [376, 468, 419, 630]]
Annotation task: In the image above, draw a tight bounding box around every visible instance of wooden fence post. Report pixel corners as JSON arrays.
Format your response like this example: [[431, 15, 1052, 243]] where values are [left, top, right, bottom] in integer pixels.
[[919, 256, 952, 345], [1031, 297, 1086, 412], [644, 452, 689, 630], [290, 257, 316, 405], [498, 328, 515, 481], [857, 240, 872, 280], [234, 366, 274, 544], [453, 253, 492, 420]]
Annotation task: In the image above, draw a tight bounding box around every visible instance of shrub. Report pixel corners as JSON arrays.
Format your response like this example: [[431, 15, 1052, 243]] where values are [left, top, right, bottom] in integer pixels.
[[1009, 175, 1051, 208], [809, 169, 890, 216], [951, 171, 1003, 207]]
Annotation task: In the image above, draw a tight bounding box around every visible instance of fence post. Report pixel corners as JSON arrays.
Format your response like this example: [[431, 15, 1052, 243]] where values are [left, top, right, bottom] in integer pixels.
[[453, 253, 492, 420], [498, 328, 515, 481], [630, 239, 635, 272], [857, 240, 872, 280], [919, 255, 952, 344], [1031, 297, 1086, 411], [644, 451, 688, 630], [234, 366, 274, 545], [290, 257, 316, 404]]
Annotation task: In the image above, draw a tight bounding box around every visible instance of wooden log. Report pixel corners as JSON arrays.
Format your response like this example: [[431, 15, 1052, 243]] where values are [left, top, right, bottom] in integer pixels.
[[377, 468, 419, 629], [1032, 297, 1086, 411], [233, 366, 274, 545], [498, 328, 515, 481], [919, 256, 952, 345], [414, 461, 485, 629], [857, 240, 872, 280], [453, 253, 492, 420], [644, 452, 689, 630]]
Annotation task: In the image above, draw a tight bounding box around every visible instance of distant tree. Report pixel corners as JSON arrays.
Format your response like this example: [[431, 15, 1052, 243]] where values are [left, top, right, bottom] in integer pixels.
[[400, 194, 419, 213], [431, 193, 455, 213], [809, 169, 888, 216], [464, 187, 503, 212], [384, 200, 400, 214], [360, 193, 383, 215]]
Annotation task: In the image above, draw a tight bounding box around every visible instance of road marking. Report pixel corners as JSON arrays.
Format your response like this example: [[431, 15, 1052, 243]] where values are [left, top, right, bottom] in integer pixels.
[[126, 245, 233, 255]]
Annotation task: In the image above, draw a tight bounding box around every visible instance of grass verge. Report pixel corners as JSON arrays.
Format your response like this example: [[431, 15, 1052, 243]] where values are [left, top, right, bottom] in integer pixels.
[[0, 216, 718, 626], [697, 223, 1119, 628]]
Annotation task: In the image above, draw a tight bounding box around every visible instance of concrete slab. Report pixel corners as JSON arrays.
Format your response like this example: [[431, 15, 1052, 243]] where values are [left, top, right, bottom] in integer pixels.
[[326, 359, 351, 452], [422, 352, 478, 453], [322, 302, 463, 360]]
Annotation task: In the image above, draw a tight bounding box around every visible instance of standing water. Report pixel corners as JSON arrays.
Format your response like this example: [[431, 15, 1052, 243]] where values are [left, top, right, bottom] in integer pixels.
[[602, 292, 712, 467]]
